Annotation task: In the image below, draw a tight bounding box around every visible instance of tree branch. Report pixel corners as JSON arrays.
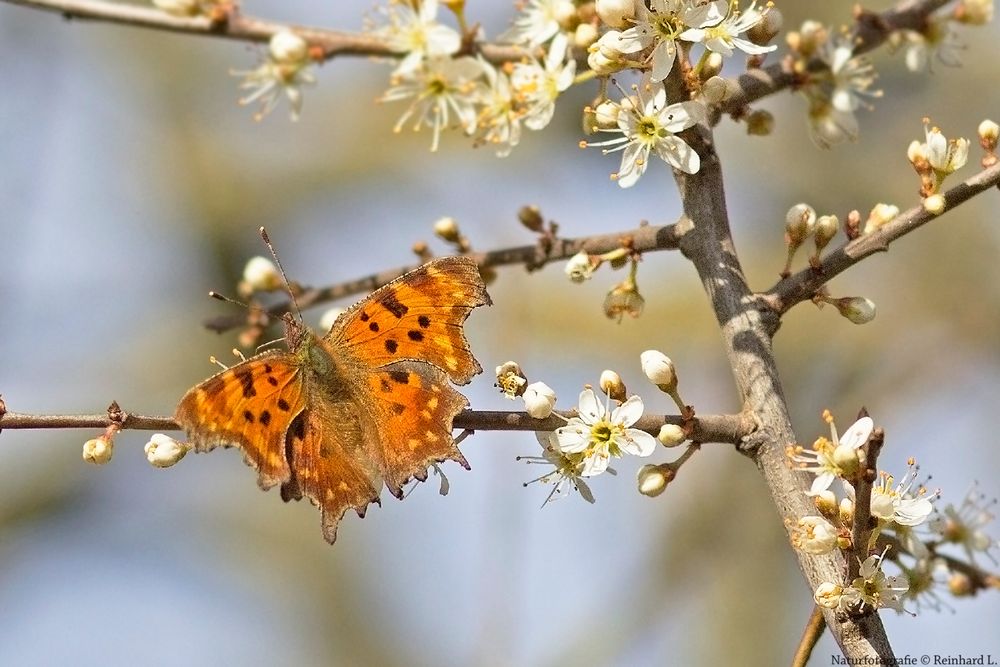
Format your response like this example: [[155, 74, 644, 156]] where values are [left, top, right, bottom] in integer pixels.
[[672, 117, 895, 659], [204, 220, 688, 334], [0, 0, 526, 62], [763, 162, 1000, 316], [0, 408, 749, 444]]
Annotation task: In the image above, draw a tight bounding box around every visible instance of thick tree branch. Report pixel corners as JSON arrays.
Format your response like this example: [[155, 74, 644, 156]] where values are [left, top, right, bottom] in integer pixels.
[[672, 124, 894, 658], [205, 220, 687, 334], [0, 408, 749, 444], [0, 0, 526, 62], [763, 162, 1000, 317]]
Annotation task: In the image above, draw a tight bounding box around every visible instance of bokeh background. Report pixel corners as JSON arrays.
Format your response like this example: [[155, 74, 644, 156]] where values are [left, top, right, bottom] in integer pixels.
[[1, 1, 998, 665]]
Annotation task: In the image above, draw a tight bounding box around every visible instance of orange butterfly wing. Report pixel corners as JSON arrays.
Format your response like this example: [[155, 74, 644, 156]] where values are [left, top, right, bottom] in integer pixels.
[[279, 401, 384, 544], [327, 256, 491, 385], [174, 352, 305, 490]]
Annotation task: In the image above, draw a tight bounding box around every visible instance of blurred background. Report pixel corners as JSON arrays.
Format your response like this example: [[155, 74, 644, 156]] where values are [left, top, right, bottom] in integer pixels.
[[1, 1, 998, 665]]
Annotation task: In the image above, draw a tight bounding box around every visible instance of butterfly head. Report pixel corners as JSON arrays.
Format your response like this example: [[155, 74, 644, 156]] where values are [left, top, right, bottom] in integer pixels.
[[282, 311, 309, 351]]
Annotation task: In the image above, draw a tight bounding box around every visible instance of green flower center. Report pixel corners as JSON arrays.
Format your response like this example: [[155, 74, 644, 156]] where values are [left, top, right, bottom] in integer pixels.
[[637, 117, 663, 140]]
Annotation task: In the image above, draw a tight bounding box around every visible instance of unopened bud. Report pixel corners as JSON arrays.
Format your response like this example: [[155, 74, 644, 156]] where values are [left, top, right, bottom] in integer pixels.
[[863, 203, 899, 235], [795, 20, 828, 58], [242, 256, 282, 292], [640, 350, 677, 392], [522, 382, 557, 418], [83, 435, 113, 465], [832, 443, 862, 476], [269, 30, 309, 65], [596, 0, 635, 28], [814, 582, 844, 609], [565, 250, 597, 282], [745, 109, 774, 136], [145, 433, 190, 468], [433, 216, 461, 243], [518, 205, 545, 232], [599, 370, 627, 402], [637, 464, 672, 497], [813, 489, 838, 518], [699, 52, 724, 81], [702, 76, 739, 104], [594, 100, 621, 129], [747, 8, 782, 46], [948, 572, 974, 596], [574, 22, 599, 48], [839, 497, 855, 525], [657, 423, 686, 448], [785, 203, 817, 246], [833, 296, 877, 324], [813, 214, 838, 252], [979, 119, 1000, 146], [923, 194, 946, 214], [319, 307, 345, 333]]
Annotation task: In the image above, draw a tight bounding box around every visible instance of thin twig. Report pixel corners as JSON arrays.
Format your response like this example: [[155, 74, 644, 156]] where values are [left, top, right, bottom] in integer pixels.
[[790, 606, 827, 667], [205, 220, 688, 334], [848, 427, 885, 580], [0, 0, 527, 62], [880, 533, 1000, 594], [0, 409, 749, 443], [762, 162, 1000, 319]]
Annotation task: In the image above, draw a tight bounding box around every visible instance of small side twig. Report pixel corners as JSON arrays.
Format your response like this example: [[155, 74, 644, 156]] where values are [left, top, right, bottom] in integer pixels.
[[848, 425, 885, 580], [790, 605, 827, 667]]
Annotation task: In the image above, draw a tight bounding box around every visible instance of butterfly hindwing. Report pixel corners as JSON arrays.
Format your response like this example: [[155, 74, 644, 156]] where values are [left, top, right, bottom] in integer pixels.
[[327, 256, 491, 385], [363, 360, 471, 498], [280, 400, 383, 543], [174, 352, 305, 490]]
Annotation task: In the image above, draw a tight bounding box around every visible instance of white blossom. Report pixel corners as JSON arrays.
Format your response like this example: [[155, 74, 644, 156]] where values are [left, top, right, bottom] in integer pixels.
[[375, 0, 462, 76], [787, 416, 872, 496], [145, 434, 190, 468], [679, 1, 778, 57], [521, 432, 597, 506], [901, 15, 965, 72], [82, 435, 113, 465], [523, 382, 557, 419], [499, 0, 574, 47], [555, 388, 658, 477], [380, 56, 485, 152], [232, 32, 316, 122], [475, 60, 523, 157], [931, 483, 999, 565], [842, 548, 911, 613], [870, 461, 937, 527], [585, 77, 704, 188], [791, 515, 840, 555], [612, 0, 685, 82], [511, 33, 576, 131]]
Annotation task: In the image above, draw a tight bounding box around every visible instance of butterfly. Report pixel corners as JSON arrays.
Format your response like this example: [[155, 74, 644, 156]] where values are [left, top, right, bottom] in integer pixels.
[[175, 256, 491, 543]]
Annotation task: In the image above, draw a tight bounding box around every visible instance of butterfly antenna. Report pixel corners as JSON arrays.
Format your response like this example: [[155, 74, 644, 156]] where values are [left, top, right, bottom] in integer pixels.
[[208, 291, 250, 309], [259, 226, 303, 322]]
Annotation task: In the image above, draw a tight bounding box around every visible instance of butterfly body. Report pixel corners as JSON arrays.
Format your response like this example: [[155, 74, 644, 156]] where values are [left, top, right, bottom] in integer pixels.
[[175, 256, 490, 543]]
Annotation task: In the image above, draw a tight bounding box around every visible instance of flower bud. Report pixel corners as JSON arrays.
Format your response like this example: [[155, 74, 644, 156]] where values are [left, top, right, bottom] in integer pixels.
[[699, 53, 724, 81], [701, 76, 738, 104], [594, 100, 621, 129], [596, 0, 635, 28], [955, 0, 994, 25], [522, 382, 557, 419], [785, 203, 817, 246], [813, 214, 838, 253], [813, 489, 838, 518], [745, 109, 774, 136], [433, 216, 461, 243], [553, 0, 577, 27], [574, 22, 599, 49], [794, 21, 828, 58], [640, 350, 677, 391], [145, 434, 190, 468], [979, 119, 1000, 146], [862, 203, 899, 235], [495, 361, 528, 399], [814, 582, 844, 609], [319, 307, 345, 333], [565, 250, 597, 282], [603, 279, 644, 321], [657, 423, 686, 448], [599, 370, 627, 402], [922, 194, 946, 215], [839, 497, 855, 525], [833, 296, 877, 324], [948, 572, 973, 596], [242, 256, 282, 292], [637, 464, 672, 497], [83, 435, 113, 465], [747, 7, 782, 46], [518, 205, 545, 232], [269, 30, 309, 65]]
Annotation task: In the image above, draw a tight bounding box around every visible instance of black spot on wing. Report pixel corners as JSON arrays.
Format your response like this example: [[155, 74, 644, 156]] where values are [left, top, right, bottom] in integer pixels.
[[407, 330, 424, 342], [381, 293, 409, 319], [369, 322, 380, 332], [388, 370, 410, 384], [235, 369, 256, 398], [385, 339, 398, 354], [277, 398, 290, 411], [260, 410, 271, 426], [417, 315, 431, 328]]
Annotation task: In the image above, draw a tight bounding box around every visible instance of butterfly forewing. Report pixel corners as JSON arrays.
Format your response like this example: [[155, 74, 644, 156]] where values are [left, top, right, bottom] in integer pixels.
[[174, 352, 305, 490], [327, 256, 491, 385]]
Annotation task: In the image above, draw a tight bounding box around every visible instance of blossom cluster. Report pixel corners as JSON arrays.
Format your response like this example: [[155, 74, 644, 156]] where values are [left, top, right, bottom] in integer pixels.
[[512, 350, 691, 506], [787, 412, 999, 614]]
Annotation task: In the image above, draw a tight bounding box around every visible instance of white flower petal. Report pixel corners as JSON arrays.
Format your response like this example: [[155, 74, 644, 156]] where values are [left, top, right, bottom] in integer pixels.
[[840, 416, 874, 449], [610, 395, 645, 427], [555, 424, 590, 453], [619, 429, 658, 457], [577, 388, 604, 423]]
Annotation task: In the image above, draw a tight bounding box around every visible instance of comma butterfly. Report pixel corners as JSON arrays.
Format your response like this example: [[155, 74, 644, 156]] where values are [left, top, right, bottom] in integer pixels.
[[175, 256, 491, 543]]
